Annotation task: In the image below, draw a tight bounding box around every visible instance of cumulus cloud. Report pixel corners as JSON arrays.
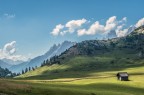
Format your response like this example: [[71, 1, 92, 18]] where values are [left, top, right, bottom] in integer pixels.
[[135, 18, 144, 28], [116, 28, 128, 37], [77, 21, 105, 36], [50, 16, 132, 37], [106, 16, 116, 25], [77, 16, 128, 37], [51, 19, 87, 36], [51, 24, 64, 36], [105, 16, 117, 32], [0, 41, 27, 61], [3, 41, 16, 55], [65, 18, 87, 33]]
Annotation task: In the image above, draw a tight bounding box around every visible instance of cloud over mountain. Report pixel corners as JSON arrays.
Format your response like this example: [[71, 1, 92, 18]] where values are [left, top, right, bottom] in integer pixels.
[[51, 24, 64, 36], [0, 41, 27, 61], [65, 18, 87, 33], [51, 16, 129, 38], [135, 18, 144, 28], [3, 41, 16, 55], [51, 16, 144, 39], [77, 16, 128, 37]]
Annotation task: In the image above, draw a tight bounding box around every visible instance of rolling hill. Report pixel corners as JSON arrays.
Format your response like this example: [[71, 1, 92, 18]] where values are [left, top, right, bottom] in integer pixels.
[[17, 25, 144, 80]]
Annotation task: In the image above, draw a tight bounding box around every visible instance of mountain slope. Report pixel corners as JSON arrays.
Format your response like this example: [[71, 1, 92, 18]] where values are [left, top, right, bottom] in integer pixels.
[[0, 60, 12, 68], [2, 58, 24, 65], [17, 25, 144, 79], [10, 41, 75, 73]]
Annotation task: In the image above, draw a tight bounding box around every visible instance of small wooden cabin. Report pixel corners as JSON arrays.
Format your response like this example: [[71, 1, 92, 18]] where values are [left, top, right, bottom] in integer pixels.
[[117, 72, 129, 81]]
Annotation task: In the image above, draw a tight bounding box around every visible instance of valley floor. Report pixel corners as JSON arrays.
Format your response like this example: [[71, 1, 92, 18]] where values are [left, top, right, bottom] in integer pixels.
[[0, 66, 144, 95]]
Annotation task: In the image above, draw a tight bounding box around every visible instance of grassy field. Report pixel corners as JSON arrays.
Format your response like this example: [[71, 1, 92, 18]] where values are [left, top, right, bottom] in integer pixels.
[[1, 51, 144, 95], [17, 53, 144, 79], [0, 65, 144, 95]]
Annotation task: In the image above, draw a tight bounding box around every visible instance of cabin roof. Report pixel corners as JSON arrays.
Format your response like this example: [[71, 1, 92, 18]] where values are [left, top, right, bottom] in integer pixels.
[[117, 72, 128, 77]]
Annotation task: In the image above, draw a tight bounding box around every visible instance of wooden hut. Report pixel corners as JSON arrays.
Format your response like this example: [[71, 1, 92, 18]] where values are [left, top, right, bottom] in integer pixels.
[[116, 72, 129, 81]]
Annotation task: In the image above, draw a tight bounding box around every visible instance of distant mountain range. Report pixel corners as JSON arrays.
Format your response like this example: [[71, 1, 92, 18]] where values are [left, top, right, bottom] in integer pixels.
[[2, 58, 24, 65], [0, 57, 26, 69], [0, 60, 11, 68], [9, 41, 75, 73]]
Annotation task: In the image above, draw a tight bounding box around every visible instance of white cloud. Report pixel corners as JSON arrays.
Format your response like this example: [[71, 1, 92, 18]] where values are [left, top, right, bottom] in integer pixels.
[[135, 18, 144, 28], [51, 24, 64, 36], [77, 21, 105, 36], [106, 16, 116, 25], [105, 16, 117, 32], [65, 18, 87, 33], [51, 16, 129, 37], [77, 29, 86, 36], [114, 23, 129, 37], [4, 13, 15, 19], [51, 19, 87, 36], [3, 41, 16, 55], [77, 16, 128, 37], [0, 41, 27, 61], [60, 30, 68, 36], [116, 28, 128, 37]]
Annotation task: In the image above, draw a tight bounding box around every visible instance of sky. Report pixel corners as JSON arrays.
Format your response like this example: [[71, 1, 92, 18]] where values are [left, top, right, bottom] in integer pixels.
[[0, 0, 144, 61]]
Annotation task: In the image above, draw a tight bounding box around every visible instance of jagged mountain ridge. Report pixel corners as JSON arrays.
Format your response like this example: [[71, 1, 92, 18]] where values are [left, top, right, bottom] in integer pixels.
[[9, 41, 75, 73]]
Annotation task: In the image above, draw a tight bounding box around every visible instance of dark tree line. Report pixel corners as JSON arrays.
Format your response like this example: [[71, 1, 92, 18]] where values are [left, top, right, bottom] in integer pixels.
[[41, 55, 61, 67], [21, 66, 37, 74], [0, 66, 20, 78]]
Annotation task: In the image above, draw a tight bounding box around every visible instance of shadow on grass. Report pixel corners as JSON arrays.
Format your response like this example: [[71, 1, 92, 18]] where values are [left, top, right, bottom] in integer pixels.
[[16, 56, 144, 80], [15, 81, 144, 95], [85, 83, 144, 95], [16, 64, 144, 80]]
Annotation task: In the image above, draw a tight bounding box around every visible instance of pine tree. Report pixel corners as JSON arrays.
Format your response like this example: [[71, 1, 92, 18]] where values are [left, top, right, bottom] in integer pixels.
[[29, 67, 31, 71], [25, 68, 28, 73], [41, 60, 46, 66], [46, 59, 49, 65], [22, 70, 25, 74]]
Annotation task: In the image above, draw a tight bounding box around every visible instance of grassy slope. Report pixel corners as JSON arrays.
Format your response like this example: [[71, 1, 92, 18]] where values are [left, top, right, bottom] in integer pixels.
[[3, 48, 142, 95], [17, 48, 143, 79], [0, 65, 144, 95], [0, 49, 144, 95]]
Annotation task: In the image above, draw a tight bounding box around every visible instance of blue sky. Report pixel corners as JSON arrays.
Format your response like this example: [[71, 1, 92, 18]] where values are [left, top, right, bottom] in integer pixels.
[[0, 0, 144, 61]]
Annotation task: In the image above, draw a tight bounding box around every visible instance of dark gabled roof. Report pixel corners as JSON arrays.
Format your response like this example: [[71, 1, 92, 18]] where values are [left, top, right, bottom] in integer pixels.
[[117, 72, 128, 77]]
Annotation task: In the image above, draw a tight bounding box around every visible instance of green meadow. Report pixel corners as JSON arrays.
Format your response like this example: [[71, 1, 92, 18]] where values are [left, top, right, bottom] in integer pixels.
[[1, 48, 144, 95], [0, 66, 144, 95]]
